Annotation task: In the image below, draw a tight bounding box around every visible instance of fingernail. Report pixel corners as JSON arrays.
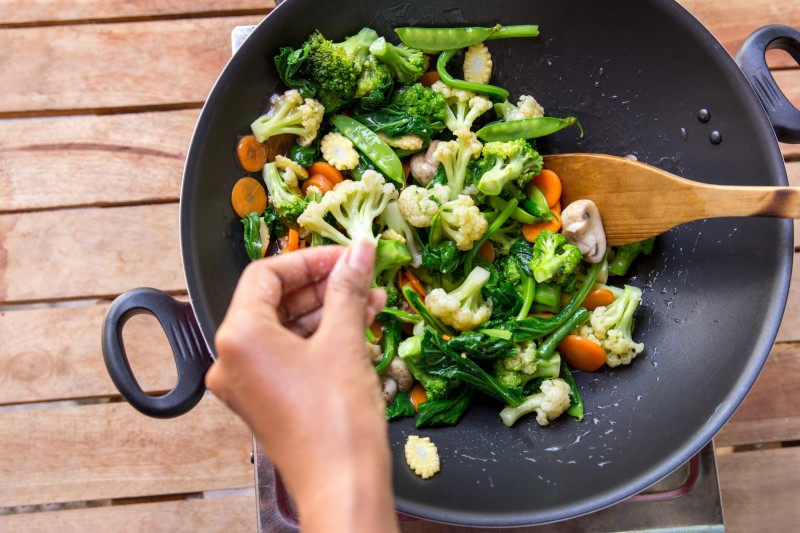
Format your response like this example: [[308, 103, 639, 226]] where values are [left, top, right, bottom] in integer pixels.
[[347, 239, 376, 274]]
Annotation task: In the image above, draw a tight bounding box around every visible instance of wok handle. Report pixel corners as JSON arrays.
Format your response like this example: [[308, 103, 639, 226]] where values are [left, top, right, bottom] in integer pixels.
[[102, 288, 214, 418], [736, 24, 800, 144]]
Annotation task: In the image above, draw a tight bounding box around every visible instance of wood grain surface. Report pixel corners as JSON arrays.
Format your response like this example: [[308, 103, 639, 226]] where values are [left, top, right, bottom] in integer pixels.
[[0, 0, 797, 531]]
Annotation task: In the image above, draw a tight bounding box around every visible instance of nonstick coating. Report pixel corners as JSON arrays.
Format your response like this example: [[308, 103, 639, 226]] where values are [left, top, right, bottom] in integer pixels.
[[181, 0, 791, 526]]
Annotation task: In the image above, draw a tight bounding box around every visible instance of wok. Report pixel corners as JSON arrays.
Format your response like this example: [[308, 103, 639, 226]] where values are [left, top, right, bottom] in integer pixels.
[[102, 0, 800, 526]]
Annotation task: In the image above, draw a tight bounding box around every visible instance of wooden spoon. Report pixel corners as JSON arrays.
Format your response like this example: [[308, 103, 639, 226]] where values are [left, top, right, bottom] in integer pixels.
[[543, 153, 799, 246]]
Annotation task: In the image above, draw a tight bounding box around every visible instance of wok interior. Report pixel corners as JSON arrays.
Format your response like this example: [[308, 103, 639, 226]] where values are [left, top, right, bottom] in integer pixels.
[[181, 0, 791, 525]]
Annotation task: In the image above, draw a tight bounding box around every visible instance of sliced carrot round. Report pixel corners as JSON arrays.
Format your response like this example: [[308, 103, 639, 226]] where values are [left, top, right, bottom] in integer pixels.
[[582, 289, 615, 311], [409, 382, 428, 412], [302, 174, 335, 195], [231, 177, 267, 218], [558, 334, 607, 372], [478, 240, 495, 263], [528, 169, 562, 208], [418, 71, 441, 87], [307, 161, 344, 184], [521, 213, 562, 243], [236, 135, 267, 172]]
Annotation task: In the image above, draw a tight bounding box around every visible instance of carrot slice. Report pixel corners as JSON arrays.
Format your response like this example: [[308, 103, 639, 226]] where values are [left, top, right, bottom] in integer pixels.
[[231, 177, 267, 218], [582, 288, 615, 311], [283, 228, 300, 253], [478, 240, 495, 263], [409, 382, 428, 412], [369, 321, 384, 342], [307, 161, 344, 184], [403, 270, 427, 298], [418, 71, 441, 87], [558, 334, 607, 372], [236, 135, 267, 173], [302, 174, 335, 195], [529, 169, 562, 208], [521, 212, 562, 243]]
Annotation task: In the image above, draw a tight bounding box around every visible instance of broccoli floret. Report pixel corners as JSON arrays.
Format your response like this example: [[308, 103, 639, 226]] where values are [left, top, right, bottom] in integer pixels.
[[250, 89, 325, 147], [398, 336, 459, 401], [432, 129, 483, 199], [489, 218, 523, 256], [355, 54, 394, 106], [297, 169, 397, 244], [493, 341, 561, 389], [430, 195, 488, 251], [369, 37, 425, 85], [391, 83, 447, 127], [262, 162, 306, 222], [499, 378, 572, 427], [431, 80, 493, 133], [305, 28, 379, 105], [424, 266, 492, 331], [380, 200, 423, 267], [494, 94, 545, 121], [529, 229, 582, 285], [373, 238, 412, 286], [608, 238, 656, 277], [578, 284, 645, 367], [383, 282, 402, 308], [476, 139, 543, 196], [396, 183, 450, 228]]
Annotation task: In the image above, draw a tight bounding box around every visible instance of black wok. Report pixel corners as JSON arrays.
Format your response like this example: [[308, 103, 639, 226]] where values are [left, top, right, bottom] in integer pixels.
[[103, 0, 800, 526]]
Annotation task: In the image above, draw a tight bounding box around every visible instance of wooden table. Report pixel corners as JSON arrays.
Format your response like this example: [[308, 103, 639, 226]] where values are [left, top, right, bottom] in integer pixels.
[[0, 1, 798, 531]]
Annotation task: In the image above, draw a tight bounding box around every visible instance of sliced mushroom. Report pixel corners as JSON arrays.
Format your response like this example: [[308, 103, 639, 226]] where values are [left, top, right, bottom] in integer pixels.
[[380, 376, 398, 404], [384, 356, 414, 392], [409, 140, 440, 186], [560, 199, 607, 263], [365, 342, 383, 365]]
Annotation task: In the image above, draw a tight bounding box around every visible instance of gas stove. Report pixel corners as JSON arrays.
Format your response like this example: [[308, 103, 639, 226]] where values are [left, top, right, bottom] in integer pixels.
[[231, 24, 725, 532]]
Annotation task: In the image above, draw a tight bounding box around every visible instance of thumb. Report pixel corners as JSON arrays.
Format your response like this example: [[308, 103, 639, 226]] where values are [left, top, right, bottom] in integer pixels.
[[316, 240, 377, 342]]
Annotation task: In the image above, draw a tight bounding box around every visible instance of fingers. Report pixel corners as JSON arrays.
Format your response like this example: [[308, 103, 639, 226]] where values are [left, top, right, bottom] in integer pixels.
[[316, 240, 377, 343], [287, 288, 386, 337], [228, 245, 345, 318]]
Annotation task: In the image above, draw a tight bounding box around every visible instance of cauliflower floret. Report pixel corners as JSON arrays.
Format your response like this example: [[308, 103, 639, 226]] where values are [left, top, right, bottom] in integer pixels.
[[251, 89, 324, 147], [500, 340, 537, 375], [397, 183, 450, 227], [297, 169, 397, 244], [495, 94, 546, 121], [376, 132, 425, 151], [424, 266, 492, 331], [431, 80, 493, 133], [463, 43, 493, 84], [499, 378, 572, 427], [381, 228, 406, 243], [432, 128, 483, 199], [437, 195, 488, 251], [578, 285, 645, 368], [320, 132, 360, 170], [274, 154, 309, 180]]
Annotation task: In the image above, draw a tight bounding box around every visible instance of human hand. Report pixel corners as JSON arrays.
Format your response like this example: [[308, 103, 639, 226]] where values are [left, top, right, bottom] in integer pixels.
[[206, 241, 398, 532]]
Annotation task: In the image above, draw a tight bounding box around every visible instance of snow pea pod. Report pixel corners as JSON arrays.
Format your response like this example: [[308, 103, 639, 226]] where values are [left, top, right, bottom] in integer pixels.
[[330, 115, 405, 186], [436, 49, 508, 103], [395, 24, 540, 51], [476, 116, 583, 142]]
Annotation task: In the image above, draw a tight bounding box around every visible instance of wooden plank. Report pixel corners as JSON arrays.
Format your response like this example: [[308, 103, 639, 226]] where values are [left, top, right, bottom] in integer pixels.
[[717, 446, 800, 533], [0, 301, 190, 405], [0, 110, 196, 212], [0, 1, 272, 26], [0, 15, 264, 115], [679, 0, 800, 68], [0, 397, 253, 508], [0, 203, 184, 304], [0, 492, 257, 533], [716, 343, 800, 446]]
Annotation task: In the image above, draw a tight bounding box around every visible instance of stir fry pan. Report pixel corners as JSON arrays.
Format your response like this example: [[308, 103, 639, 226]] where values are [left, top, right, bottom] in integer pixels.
[[102, 0, 800, 526]]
